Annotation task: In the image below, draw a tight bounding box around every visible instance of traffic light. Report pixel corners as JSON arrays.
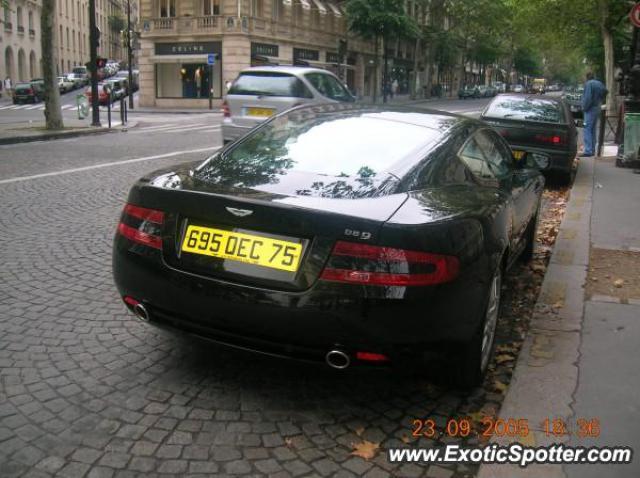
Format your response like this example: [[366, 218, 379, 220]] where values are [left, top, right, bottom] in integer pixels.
[[338, 39, 347, 62]]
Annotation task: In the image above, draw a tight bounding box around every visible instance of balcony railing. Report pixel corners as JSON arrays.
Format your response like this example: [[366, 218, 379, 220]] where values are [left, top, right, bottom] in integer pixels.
[[17, 25, 24, 34], [29, 28, 35, 36], [142, 15, 355, 52], [4, 22, 12, 32]]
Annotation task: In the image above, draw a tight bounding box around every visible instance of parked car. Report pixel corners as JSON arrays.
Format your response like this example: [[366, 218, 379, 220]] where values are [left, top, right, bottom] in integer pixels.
[[13, 81, 44, 104], [458, 85, 480, 99], [481, 94, 578, 184], [86, 82, 116, 105], [478, 85, 498, 97], [222, 66, 355, 144], [65, 72, 85, 88], [113, 103, 544, 388], [106, 78, 127, 101], [513, 84, 525, 93], [71, 66, 90, 86], [115, 69, 139, 92], [58, 76, 75, 93], [562, 87, 584, 118]]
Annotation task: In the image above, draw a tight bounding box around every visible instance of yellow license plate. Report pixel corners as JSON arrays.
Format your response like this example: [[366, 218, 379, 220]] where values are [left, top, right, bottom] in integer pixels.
[[246, 107, 274, 117], [513, 150, 525, 160], [181, 225, 303, 272]]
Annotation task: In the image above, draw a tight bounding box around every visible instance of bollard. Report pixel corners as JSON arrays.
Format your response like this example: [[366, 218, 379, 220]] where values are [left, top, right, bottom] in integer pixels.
[[107, 93, 112, 129], [597, 106, 606, 157], [120, 97, 125, 125]]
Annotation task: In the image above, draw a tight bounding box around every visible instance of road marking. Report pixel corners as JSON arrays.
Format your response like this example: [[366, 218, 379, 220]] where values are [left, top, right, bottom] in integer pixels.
[[10, 104, 30, 110], [136, 122, 209, 132], [0, 146, 221, 185], [25, 104, 43, 110], [159, 125, 220, 133]]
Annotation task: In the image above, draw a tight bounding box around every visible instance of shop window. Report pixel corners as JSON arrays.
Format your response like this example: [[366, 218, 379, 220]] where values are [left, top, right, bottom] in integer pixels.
[[156, 62, 222, 99], [203, 0, 220, 16], [158, 0, 176, 18]]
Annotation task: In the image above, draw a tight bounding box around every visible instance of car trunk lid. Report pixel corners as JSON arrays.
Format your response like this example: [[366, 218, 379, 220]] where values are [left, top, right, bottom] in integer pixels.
[[128, 169, 406, 292]]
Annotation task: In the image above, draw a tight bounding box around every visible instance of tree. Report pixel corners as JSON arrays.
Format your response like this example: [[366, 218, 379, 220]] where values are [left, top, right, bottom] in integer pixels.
[[345, 0, 418, 102], [41, 0, 64, 130], [527, 0, 633, 114]]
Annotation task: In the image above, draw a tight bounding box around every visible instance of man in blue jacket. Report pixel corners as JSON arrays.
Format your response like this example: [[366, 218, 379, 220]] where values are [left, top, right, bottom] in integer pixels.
[[580, 72, 608, 157]]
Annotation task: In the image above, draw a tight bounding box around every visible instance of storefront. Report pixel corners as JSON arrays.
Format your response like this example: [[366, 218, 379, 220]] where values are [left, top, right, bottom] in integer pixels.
[[153, 41, 223, 102], [250, 42, 280, 66]]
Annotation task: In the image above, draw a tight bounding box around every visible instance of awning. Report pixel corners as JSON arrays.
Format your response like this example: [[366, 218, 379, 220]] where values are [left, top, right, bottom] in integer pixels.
[[312, 0, 327, 15], [326, 1, 342, 16]]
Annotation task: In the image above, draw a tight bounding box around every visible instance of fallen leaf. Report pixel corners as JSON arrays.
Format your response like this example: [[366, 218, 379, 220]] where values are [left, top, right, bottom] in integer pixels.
[[401, 434, 411, 444], [613, 279, 624, 288], [494, 380, 508, 393], [355, 427, 365, 437], [285, 437, 294, 448], [351, 440, 380, 460], [495, 354, 514, 364]]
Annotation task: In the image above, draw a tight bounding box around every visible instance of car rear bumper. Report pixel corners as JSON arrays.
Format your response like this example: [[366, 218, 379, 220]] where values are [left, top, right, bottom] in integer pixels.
[[113, 241, 489, 366], [511, 144, 575, 173]]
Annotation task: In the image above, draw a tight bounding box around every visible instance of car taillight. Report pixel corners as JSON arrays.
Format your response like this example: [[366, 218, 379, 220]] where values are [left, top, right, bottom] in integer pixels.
[[535, 134, 566, 145], [222, 100, 230, 118], [27, 89, 33, 95], [117, 203, 164, 250], [320, 241, 459, 286]]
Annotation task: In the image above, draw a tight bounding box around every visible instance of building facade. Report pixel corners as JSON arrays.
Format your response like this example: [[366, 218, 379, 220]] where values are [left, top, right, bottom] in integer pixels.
[[2, 0, 43, 87], [54, 0, 138, 76], [137, 0, 382, 108]]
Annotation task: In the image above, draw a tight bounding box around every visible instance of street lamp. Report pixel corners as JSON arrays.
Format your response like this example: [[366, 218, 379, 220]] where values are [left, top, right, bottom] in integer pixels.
[[127, 0, 134, 110]]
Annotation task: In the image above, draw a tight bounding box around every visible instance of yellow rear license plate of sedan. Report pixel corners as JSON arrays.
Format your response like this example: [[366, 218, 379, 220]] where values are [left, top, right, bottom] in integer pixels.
[[246, 107, 274, 117], [181, 225, 303, 272], [513, 150, 525, 160]]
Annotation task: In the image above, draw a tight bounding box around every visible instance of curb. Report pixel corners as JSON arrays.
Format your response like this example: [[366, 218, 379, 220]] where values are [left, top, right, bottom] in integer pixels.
[[0, 122, 137, 145], [477, 157, 595, 478]]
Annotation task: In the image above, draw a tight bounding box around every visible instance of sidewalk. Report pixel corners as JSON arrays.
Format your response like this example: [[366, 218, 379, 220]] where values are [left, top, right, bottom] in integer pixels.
[[478, 147, 640, 478], [0, 116, 134, 145]]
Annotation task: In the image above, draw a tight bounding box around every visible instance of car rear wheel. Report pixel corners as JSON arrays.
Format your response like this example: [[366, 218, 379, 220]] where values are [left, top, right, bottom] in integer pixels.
[[454, 265, 502, 389]]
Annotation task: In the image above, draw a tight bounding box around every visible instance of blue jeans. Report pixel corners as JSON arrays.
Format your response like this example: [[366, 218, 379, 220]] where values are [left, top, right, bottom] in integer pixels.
[[583, 106, 599, 155]]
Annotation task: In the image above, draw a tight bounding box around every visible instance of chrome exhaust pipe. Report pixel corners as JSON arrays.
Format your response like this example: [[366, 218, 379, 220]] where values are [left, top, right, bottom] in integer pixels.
[[325, 349, 350, 370], [133, 303, 150, 322]]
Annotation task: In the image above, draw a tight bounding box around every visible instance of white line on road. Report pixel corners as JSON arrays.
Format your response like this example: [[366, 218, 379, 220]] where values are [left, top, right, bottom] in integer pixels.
[[0, 146, 221, 185], [159, 125, 221, 134], [135, 122, 209, 132]]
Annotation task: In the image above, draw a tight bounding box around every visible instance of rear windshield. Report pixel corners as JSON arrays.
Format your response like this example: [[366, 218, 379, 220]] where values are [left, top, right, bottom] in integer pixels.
[[304, 73, 354, 102], [228, 72, 312, 98], [197, 108, 439, 183], [484, 97, 565, 124], [15, 84, 32, 91]]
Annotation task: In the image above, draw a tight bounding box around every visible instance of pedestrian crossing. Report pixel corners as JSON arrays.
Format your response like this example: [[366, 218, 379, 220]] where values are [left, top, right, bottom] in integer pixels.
[[130, 121, 222, 135], [0, 101, 130, 112]]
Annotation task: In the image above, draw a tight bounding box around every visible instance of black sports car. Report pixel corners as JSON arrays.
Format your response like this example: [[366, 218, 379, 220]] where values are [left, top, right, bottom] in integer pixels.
[[480, 95, 578, 184], [113, 104, 544, 387]]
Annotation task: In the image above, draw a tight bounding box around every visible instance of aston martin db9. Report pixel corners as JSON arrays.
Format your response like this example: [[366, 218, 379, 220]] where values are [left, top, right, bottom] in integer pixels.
[[113, 104, 544, 387]]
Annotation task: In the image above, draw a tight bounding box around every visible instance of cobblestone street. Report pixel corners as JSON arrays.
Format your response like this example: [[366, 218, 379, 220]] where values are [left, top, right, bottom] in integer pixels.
[[0, 109, 564, 478]]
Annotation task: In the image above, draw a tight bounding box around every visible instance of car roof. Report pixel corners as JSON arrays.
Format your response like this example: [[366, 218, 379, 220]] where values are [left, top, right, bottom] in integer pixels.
[[239, 65, 338, 76], [286, 103, 474, 133], [493, 94, 562, 103]]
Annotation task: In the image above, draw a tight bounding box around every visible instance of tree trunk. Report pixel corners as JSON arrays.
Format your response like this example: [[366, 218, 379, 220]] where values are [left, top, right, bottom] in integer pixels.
[[41, 0, 63, 130], [411, 36, 420, 99], [383, 35, 388, 103], [599, 0, 616, 116], [601, 27, 616, 116], [373, 34, 379, 104]]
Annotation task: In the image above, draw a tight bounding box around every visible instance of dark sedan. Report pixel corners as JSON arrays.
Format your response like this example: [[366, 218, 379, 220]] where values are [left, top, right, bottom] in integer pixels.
[[113, 104, 544, 388], [480, 95, 578, 184]]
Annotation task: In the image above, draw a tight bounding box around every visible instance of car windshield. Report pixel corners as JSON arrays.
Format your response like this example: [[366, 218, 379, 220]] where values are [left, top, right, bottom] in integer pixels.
[[228, 72, 312, 98], [484, 97, 565, 123], [195, 108, 441, 195], [304, 73, 354, 102]]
